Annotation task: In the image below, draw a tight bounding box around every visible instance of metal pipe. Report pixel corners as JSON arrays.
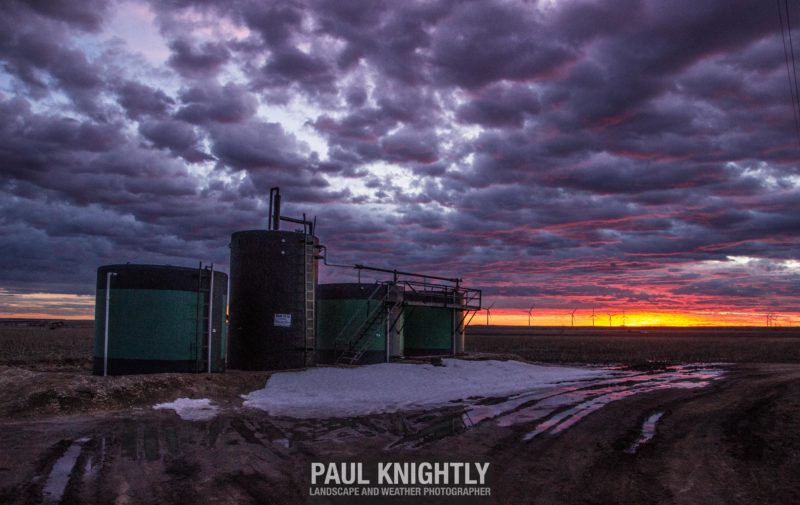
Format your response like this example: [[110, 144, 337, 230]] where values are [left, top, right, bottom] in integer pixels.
[[279, 215, 314, 235], [318, 245, 353, 268], [268, 188, 274, 230], [103, 271, 116, 377], [452, 309, 456, 356], [225, 269, 230, 367], [273, 190, 281, 230], [207, 264, 214, 373], [353, 264, 461, 284], [385, 304, 390, 363]]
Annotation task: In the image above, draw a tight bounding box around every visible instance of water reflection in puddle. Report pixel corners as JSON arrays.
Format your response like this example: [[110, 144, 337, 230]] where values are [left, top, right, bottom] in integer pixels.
[[625, 411, 665, 454], [41, 437, 90, 504], [460, 364, 723, 442]]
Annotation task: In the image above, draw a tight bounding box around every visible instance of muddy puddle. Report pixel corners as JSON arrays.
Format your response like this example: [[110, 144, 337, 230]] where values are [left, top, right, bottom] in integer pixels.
[[40, 437, 89, 504], [387, 363, 724, 447], [625, 411, 665, 454], [463, 364, 722, 442]]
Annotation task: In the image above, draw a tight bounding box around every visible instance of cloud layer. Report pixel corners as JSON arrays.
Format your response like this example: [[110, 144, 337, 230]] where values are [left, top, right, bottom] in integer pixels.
[[1, 0, 799, 320]]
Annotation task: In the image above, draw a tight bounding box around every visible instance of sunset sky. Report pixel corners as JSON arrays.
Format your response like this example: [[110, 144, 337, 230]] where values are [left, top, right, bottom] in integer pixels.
[[1, 0, 798, 325]]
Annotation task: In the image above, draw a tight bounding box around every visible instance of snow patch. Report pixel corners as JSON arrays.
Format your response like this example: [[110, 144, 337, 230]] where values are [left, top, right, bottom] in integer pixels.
[[153, 398, 219, 421], [242, 359, 608, 418]]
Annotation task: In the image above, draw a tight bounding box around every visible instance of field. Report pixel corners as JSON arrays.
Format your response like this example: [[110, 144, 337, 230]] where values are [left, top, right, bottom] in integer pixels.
[[467, 325, 800, 364], [0, 324, 93, 369], [0, 324, 799, 504]]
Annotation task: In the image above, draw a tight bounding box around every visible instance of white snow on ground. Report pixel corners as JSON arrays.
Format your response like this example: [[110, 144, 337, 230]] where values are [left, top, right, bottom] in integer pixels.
[[242, 359, 609, 418], [153, 398, 219, 421]]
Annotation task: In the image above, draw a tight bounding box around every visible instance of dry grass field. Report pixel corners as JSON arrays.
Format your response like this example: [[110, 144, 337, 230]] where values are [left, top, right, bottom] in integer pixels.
[[466, 325, 800, 364], [0, 324, 93, 369]]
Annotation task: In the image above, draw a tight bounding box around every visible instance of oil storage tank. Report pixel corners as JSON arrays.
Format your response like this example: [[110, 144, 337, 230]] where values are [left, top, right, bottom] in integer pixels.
[[317, 283, 404, 365], [403, 291, 465, 356], [93, 264, 228, 376], [228, 230, 318, 370]]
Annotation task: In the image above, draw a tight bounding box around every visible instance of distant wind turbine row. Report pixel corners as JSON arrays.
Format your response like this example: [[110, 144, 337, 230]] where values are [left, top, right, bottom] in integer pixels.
[[479, 304, 788, 327]]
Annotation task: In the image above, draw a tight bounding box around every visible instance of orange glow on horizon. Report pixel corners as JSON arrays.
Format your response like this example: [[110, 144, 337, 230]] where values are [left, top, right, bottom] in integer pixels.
[[0, 312, 93, 320], [469, 308, 800, 327]]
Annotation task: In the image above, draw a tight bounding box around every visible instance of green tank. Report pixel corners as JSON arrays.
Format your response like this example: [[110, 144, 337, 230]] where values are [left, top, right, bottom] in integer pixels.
[[93, 264, 228, 375], [317, 283, 403, 364], [403, 292, 464, 356]]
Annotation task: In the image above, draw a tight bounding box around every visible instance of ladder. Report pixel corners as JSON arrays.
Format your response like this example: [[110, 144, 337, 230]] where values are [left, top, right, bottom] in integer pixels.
[[197, 266, 212, 372], [301, 236, 316, 366]]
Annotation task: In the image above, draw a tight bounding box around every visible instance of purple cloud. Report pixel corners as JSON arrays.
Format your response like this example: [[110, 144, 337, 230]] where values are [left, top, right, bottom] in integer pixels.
[[0, 0, 798, 319]]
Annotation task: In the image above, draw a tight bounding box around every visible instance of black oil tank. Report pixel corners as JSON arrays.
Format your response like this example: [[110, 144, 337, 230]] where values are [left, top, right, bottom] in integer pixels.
[[228, 230, 318, 370]]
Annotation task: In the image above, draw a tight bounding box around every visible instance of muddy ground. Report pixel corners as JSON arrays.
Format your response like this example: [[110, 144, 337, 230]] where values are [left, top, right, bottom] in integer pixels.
[[0, 363, 798, 505], [1, 325, 799, 504]]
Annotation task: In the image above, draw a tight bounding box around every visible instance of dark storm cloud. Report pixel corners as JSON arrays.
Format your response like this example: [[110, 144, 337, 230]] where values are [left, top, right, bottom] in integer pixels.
[[0, 13, 105, 115], [139, 119, 213, 162], [21, 0, 110, 32], [381, 127, 439, 164], [116, 81, 174, 119], [456, 84, 541, 128], [240, 2, 303, 47], [259, 46, 335, 92], [1, 0, 799, 319], [430, 1, 574, 89], [176, 82, 258, 123], [209, 120, 307, 171], [167, 38, 230, 78]]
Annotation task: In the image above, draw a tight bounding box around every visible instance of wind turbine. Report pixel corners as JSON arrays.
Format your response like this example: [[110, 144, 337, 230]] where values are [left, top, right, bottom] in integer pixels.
[[527, 305, 535, 327], [607, 313, 615, 327], [485, 302, 495, 326], [590, 308, 597, 327], [570, 308, 577, 327]]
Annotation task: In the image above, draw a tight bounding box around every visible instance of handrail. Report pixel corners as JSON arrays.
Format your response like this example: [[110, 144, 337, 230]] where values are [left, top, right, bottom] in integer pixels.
[[353, 264, 461, 284], [393, 280, 481, 310]]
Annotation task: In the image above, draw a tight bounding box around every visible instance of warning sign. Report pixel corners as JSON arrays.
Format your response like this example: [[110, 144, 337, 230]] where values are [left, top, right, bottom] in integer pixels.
[[273, 313, 292, 327]]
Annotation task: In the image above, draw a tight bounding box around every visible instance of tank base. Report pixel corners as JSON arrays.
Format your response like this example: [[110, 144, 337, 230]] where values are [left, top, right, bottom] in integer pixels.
[[316, 350, 387, 365], [403, 347, 453, 357], [92, 358, 224, 375]]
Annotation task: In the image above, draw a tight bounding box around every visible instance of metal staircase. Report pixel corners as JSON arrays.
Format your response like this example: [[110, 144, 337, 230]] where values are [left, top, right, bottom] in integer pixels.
[[333, 284, 398, 365]]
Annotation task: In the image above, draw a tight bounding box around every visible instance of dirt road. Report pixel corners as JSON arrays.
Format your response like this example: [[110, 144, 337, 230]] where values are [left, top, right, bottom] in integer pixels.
[[0, 363, 798, 505]]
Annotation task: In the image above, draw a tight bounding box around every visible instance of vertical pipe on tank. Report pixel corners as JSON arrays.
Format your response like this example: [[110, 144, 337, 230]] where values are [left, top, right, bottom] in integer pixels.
[[450, 288, 456, 355], [452, 307, 456, 356], [268, 187, 281, 230], [268, 191, 274, 230], [385, 303, 390, 363], [103, 271, 116, 376], [273, 189, 281, 230], [207, 263, 214, 373], [225, 270, 230, 367]]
